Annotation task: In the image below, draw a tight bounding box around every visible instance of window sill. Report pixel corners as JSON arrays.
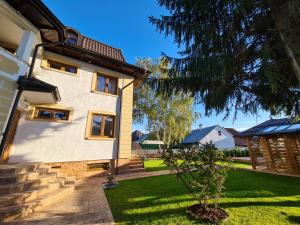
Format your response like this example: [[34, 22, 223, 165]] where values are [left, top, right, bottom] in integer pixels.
[[85, 137, 116, 140], [27, 118, 72, 123], [91, 90, 118, 97], [41, 65, 79, 76]]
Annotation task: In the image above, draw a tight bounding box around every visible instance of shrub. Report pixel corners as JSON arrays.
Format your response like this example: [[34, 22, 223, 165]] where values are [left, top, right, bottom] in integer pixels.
[[163, 143, 230, 209]]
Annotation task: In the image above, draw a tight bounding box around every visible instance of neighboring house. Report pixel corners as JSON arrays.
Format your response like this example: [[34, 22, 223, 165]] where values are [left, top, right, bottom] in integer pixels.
[[0, 0, 148, 176], [132, 131, 164, 150], [225, 128, 247, 148], [132, 130, 144, 142], [182, 125, 235, 150]]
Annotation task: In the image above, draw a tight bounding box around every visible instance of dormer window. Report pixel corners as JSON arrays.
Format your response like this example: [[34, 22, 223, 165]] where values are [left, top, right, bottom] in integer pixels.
[[66, 30, 78, 45]]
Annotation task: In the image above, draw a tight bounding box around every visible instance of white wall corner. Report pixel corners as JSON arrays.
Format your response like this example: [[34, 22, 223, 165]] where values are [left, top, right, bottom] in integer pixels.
[[16, 31, 36, 63]]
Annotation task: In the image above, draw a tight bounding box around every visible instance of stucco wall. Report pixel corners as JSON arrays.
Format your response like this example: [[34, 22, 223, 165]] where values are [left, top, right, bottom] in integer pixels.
[[200, 126, 235, 149], [9, 51, 134, 163]]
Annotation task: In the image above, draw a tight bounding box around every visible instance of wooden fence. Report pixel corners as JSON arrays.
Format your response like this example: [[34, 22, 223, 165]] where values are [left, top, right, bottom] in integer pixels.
[[132, 149, 162, 158]]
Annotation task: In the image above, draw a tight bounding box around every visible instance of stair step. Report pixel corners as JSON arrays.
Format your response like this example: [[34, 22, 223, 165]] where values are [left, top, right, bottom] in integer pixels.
[[0, 180, 41, 196], [0, 182, 65, 207], [130, 160, 143, 165], [0, 169, 49, 185], [129, 164, 144, 169], [129, 168, 145, 173], [0, 202, 37, 222], [0, 163, 43, 176], [0, 186, 74, 222]]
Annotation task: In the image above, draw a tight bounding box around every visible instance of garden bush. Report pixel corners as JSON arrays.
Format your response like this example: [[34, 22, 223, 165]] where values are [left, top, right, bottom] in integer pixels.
[[163, 143, 230, 223]]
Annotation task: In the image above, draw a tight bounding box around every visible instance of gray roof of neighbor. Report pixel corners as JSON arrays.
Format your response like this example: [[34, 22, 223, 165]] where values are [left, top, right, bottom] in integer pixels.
[[182, 125, 217, 144], [238, 118, 300, 137]]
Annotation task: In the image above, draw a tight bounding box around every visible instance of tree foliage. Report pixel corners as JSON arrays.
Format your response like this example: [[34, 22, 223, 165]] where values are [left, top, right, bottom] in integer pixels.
[[133, 58, 198, 146], [150, 0, 300, 119]]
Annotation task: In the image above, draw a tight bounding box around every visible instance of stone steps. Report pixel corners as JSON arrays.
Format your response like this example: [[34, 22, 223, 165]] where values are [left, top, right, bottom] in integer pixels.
[[0, 169, 49, 185], [0, 186, 74, 222], [0, 162, 75, 222], [129, 157, 145, 173], [129, 163, 144, 169], [0, 163, 43, 176]]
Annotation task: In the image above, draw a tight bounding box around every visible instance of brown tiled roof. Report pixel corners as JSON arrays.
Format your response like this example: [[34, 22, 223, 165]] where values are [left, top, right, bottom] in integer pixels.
[[225, 128, 239, 136], [81, 36, 125, 62]]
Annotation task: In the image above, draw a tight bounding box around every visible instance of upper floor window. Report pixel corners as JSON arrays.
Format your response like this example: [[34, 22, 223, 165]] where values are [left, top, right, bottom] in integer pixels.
[[218, 130, 222, 136], [93, 74, 118, 95], [32, 107, 71, 122], [86, 111, 115, 139], [47, 59, 78, 74], [66, 30, 78, 45]]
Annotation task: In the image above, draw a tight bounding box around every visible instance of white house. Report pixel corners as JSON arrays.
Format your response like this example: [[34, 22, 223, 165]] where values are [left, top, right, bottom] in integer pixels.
[[182, 125, 235, 150], [0, 0, 149, 178]]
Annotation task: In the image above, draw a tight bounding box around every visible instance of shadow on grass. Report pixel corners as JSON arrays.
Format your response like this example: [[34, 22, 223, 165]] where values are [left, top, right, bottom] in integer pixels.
[[106, 170, 300, 224], [220, 200, 300, 208], [287, 215, 300, 224]]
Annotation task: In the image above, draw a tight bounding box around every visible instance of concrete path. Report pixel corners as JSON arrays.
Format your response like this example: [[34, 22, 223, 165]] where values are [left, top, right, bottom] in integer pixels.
[[4, 177, 115, 225], [115, 170, 171, 181]]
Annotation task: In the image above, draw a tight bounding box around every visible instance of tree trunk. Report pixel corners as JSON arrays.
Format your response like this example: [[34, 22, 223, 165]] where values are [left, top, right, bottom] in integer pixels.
[[271, 0, 300, 85]]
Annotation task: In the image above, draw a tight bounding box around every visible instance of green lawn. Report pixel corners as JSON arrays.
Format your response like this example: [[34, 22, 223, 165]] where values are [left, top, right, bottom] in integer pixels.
[[144, 159, 252, 172], [105, 169, 300, 225]]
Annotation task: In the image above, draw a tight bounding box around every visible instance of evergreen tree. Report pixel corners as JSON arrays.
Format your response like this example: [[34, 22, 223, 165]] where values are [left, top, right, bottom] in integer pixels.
[[150, 0, 300, 118]]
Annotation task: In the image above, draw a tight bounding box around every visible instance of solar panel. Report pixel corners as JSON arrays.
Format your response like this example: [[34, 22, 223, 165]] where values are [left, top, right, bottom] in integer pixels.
[[262, 126, 278, 133], [273, 125, 290, 131], [286, 124, 300, 131]]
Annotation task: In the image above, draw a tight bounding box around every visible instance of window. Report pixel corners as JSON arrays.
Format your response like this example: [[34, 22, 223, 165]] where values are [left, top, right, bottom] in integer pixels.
[[94, 74, 118, 95], [47, 59, 78, 74], [87, 163, 109, 171], [33, 107, 71, 122], [66, 30, 78, 45], [86, 111, 116, 139], [218, 130, 222, 136]]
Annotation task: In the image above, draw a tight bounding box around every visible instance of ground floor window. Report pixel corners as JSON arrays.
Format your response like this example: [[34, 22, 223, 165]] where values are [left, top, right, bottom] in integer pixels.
[[30, 106, 72, 122], [86, 111, 116, 139]]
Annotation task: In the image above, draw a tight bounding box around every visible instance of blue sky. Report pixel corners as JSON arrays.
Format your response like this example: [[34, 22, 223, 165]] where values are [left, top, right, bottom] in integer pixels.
[[43, 0, 280, 132]]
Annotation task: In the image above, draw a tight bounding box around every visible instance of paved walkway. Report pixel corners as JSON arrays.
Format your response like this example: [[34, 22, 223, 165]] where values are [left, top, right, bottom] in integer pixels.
[[5, 177, 115, 225], [4, 170, 172, 225], [115, 170, 171, 181]]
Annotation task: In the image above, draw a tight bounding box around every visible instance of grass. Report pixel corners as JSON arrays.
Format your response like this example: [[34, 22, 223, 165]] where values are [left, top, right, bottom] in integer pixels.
[[144, 159, 252, 172], [105, 169, 300, 224]]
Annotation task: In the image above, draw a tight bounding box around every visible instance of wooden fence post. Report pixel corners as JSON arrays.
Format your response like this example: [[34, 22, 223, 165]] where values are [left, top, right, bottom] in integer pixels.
[[246, 137, 257, 170], [260, 137, 275, 170], [283, 135, 300, 174]]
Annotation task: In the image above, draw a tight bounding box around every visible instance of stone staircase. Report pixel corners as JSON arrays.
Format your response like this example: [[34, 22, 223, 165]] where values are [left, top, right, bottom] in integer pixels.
[[0, 163, 75, 222], [129, 156, 145, 173]]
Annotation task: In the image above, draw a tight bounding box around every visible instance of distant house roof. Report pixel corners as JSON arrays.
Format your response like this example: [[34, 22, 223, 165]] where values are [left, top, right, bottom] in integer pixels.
[[182, 125, 218, 144], [238, 118, 300, 137], [225, 128, 247, 147], [225, 128, 239, 136], [132, 130, 144, 142]]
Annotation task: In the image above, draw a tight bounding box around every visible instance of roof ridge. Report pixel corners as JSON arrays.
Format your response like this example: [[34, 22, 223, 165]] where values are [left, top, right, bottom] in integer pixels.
[[81, 35, 123, 52]]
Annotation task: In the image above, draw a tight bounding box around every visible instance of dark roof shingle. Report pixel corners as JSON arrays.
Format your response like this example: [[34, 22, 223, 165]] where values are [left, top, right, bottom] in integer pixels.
[[239, 118, 300, 137], [81, 36, 125, 62]]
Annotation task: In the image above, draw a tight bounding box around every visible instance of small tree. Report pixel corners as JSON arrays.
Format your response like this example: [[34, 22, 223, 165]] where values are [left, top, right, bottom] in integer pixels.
[[133, 58, 198, 147], [163, 143, 230, 222]]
